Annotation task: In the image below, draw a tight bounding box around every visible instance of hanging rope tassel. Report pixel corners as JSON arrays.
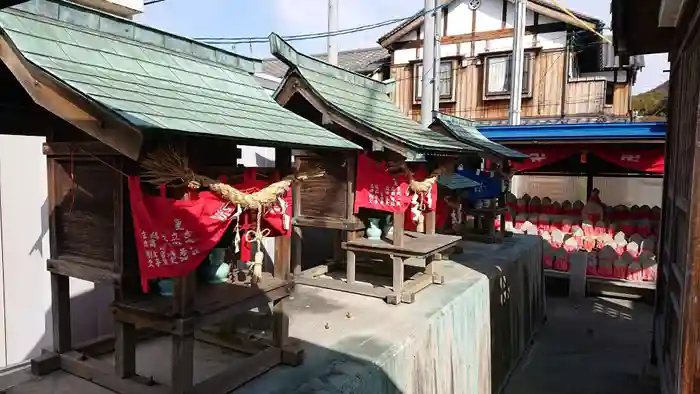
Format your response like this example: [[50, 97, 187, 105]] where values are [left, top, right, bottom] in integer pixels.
[[244, 206, 270, 285]]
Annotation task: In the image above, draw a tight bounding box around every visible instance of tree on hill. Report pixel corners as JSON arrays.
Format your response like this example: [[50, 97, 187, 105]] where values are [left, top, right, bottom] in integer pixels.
[[632, 81, 668, 119]]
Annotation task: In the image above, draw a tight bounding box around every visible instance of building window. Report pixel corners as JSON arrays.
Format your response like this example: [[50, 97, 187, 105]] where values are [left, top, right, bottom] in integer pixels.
[[483, 53, 533, 99], [414, 60, 455, 103], [605, 81, 615, 105]]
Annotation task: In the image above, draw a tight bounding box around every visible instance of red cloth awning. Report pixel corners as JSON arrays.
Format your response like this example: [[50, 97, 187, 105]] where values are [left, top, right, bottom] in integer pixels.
[[510, 144, 665, 174], [594, 147, 664, 173]]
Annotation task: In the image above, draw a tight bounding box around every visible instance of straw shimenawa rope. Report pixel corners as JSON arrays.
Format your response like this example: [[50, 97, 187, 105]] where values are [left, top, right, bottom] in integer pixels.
[[140, 146, 324, 283]]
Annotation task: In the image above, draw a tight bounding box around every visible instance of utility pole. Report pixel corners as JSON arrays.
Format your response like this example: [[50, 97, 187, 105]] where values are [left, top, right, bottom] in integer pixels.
[[327, 0, 339, 65], [432, 0, 442, 113], [420, 0, 436, 128], [508, 0, 527, 125]]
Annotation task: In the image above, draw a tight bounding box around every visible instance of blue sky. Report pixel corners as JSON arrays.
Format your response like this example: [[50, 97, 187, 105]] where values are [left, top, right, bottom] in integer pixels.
[[136, 0, 668, 94]]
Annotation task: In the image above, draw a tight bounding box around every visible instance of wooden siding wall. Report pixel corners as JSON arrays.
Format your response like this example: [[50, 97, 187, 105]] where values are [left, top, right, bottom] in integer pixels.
[[391, 50, 621, 122], [655, 2, 700, 393]]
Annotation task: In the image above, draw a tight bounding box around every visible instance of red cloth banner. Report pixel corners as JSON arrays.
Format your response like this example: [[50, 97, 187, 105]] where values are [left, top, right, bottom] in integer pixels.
[[128, 177, 236, 292], [354, 154, 410, 213], [511, 146, 579, 171], [594, 147, 664, 173], [232, 172, 292, 262]]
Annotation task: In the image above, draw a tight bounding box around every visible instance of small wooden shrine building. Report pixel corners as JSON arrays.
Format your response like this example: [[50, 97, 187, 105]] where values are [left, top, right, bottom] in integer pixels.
[[269, 34, 481, 304], [430, 113, 529, 242], [0, 1, 360, 393]]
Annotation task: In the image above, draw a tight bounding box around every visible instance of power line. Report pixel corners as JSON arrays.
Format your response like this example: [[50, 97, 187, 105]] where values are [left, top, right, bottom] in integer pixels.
[[195, 3, 449, 45], [144, 0, 166, 5]]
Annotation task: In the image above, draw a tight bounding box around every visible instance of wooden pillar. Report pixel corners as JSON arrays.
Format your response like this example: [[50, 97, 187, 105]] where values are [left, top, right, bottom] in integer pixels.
[[393, 211, 405, 247], [425, 210, 436, 234], [51, 273, 72, 353], [275, 147, 293, 279], [171, 272, 196, 394]]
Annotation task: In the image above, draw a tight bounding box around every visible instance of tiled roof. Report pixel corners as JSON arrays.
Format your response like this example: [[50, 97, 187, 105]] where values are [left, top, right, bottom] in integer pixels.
[[1, 0, 360, 151], [433, 113, 529, 160], [269, 33, 480, 156], [437, 173, 481, 190], [262, 47, 389, 79]]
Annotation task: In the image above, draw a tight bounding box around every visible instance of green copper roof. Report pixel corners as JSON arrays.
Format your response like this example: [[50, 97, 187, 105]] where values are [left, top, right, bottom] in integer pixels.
[[433, 113, 529, 160], [268, 33, 479, 156], [437, 173, 481, 190], [0, 0, 360, 151]]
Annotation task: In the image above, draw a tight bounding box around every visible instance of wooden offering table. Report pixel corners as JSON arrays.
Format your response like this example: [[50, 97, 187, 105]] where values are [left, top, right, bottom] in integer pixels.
[[463, 204, 511, 244], [342, 231, 461, 304]]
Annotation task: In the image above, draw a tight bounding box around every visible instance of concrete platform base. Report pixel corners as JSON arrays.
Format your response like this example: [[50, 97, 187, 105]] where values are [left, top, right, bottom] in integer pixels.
[[0, 236, 543, 394]]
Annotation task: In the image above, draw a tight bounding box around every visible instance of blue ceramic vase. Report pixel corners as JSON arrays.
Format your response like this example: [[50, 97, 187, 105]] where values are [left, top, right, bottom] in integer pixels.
[[366, 218, 382, 240], [199, 248, 229, 284]]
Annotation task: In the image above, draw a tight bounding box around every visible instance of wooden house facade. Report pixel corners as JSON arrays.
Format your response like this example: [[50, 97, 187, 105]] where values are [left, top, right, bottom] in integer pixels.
[[379, 0, 644, 123], [613, 0, 695, 393]]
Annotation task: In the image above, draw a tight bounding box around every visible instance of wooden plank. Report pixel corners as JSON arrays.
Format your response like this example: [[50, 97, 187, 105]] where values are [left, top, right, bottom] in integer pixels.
[[112, 281, 292, 335], [51, 273, 72, 353], [293, 216, 365, 230], [189, 347, 281, 394], [30, 351, 61, 376], [393, 211, 405, 247], [171, 334, 194, 394], [60, 352, 170, 394], [43, 142, 121, 156], [344, 231, 461, 257], [294, 276, 392, 299], [388, 256, 405, 305], [47, 259, 120, 283], [394, 23, 568, 50], [114, 322, 136, 378]]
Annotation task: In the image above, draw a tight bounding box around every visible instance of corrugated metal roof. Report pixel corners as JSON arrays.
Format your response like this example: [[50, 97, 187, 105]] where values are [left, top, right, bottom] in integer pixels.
[[433, 113, 529, 160], [269, 33, 480, 155], [471, 115, 632, 126], [262, 47, 389, 79], [478, 122, 667, 142], [1, 0, 360, 151]]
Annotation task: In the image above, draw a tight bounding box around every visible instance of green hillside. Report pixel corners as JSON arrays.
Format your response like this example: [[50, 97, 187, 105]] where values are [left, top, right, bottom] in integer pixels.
[[632, 81, 668, 119]]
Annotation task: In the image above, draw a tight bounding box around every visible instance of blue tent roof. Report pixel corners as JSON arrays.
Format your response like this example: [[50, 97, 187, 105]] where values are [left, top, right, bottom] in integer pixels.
[[478, 122, 666, 142]]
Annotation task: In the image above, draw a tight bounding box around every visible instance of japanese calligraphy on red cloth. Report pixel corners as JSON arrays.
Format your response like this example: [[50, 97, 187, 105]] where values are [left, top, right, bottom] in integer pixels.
[[511, 146, 579, 172], [353, 154, 409, 213], [594, 147, 664, 173], [128, 177, 235, 292]]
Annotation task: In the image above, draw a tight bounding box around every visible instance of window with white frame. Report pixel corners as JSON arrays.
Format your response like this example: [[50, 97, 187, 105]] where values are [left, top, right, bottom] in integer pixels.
[[483, 52, 534, 99], [413, 60, 455, 102]]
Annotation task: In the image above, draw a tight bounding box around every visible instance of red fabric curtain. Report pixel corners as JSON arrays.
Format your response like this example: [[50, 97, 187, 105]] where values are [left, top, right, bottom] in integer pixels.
[[512, 146, 580, 171], [129, 177, 236, 292], [354, 153, 410, 213], [593, 147, 664, 173]]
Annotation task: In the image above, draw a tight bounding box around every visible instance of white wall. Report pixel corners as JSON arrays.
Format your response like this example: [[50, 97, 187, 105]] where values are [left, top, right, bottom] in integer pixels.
[[0, 135, 111, 368], [392, 0, 567, 65]]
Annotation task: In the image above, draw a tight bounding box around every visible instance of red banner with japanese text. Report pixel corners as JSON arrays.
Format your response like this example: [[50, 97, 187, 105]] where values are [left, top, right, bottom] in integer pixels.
[[128, 177, 236, 292], [511, 146, 579, 172], [353, 154, 410, 213], [594, 147, 664, 173]]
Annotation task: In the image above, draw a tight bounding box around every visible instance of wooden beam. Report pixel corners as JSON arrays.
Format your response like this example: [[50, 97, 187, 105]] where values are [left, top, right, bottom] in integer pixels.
[[394, 22, 569, 50], [0, 35, 144, 160]]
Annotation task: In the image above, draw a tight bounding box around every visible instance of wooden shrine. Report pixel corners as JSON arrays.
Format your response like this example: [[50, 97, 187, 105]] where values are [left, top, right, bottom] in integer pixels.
[[430, 113, 529, 243], [0, 3, 360, 393], [269, 34, 479, 304]]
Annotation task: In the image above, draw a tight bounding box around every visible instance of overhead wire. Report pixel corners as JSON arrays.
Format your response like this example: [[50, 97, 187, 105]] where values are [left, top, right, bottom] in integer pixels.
[[194, 3, 449, 45]]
